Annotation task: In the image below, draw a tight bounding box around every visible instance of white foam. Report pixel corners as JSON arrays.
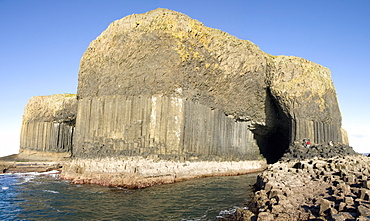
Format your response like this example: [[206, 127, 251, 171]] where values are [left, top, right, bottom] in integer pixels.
[[38, 170, 60, 175], [1, 186, 9, 190], [43, 190, 59, 194]]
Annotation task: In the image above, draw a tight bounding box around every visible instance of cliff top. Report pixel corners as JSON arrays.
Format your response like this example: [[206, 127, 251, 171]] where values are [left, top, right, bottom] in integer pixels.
[[77, 8, 340, 123], [22, 94, 77, 123]]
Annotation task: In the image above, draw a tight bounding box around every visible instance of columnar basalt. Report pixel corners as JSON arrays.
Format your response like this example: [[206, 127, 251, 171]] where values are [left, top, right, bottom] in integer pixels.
[[74, 8, 346, 164], [20, 94, 77, 159], [19, 8, 350, 187]]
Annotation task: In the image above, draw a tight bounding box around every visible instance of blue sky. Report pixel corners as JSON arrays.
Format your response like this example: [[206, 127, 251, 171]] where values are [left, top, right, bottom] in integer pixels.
[[1, 0, 369, 157]]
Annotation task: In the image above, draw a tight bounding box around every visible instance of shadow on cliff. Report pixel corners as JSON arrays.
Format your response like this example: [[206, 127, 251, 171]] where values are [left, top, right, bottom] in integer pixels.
[[253, 88, 290, 164]]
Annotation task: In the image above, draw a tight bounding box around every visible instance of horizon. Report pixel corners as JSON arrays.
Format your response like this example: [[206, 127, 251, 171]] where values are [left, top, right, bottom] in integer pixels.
[[1, 1, 369, 157]]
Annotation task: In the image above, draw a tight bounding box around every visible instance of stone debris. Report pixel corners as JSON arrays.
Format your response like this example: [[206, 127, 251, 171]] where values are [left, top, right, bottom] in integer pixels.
[[226, 154, 370, 221], [281, 142, 358, 161]]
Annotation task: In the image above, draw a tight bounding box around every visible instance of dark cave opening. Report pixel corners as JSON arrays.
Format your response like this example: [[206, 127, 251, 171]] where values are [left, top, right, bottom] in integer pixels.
[[253, 88, 291, 164], [264, 129, 290, 164]]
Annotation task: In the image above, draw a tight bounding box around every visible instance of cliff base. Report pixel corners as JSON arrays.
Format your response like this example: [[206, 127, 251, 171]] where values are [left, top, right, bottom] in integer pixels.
[[60, 156, 267, 188], [0, 150, 67, 174]]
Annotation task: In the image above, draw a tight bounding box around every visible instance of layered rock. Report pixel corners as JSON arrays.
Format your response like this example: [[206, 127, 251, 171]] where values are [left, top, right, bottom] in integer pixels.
[[20, 94, 77, 159], [60, 157, 266, 188]]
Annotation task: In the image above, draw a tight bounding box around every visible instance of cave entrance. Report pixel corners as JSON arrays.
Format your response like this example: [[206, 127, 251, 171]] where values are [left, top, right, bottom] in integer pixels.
[[254, 87, 291, 164], [263, 129, 290, 164]]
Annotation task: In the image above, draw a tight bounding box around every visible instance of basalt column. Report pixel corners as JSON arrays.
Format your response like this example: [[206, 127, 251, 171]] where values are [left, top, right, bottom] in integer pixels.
[[269, 56, 346, 145], [20, 94, 77, 157]]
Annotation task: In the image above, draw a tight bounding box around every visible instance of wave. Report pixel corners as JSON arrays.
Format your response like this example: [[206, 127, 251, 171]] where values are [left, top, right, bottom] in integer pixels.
[[43, 190, 60, 194]]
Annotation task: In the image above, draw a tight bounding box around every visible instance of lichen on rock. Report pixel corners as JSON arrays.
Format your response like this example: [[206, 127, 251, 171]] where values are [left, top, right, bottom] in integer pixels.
[[20, 94, 77, 155], [18, 8, 352, 187]]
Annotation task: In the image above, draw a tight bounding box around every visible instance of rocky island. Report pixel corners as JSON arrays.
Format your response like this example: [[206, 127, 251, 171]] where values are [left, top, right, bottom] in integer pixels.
[[3, 8, 365, 220]]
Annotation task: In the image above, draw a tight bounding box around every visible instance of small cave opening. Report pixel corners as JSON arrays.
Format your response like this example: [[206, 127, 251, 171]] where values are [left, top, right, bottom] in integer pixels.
[[264, 129, 290, 164], [253, 88, 291, 164]]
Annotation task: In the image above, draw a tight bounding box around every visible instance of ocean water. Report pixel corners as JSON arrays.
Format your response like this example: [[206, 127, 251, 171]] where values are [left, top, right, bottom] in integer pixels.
[[0, 171, 257, 220]]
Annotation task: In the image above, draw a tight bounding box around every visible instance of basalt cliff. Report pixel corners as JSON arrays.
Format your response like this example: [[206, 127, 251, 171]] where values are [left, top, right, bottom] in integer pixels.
[[18, 8, 349, 187]]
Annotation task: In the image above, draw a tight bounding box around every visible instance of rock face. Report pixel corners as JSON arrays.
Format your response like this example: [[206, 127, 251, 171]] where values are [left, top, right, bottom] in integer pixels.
[[74, 8, 346, 163], [20, 94, 77, 158], [19, 8, 349, 187]]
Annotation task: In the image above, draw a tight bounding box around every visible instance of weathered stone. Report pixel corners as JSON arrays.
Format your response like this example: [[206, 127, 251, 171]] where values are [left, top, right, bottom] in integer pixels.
[[363, 180, 370, 189], [19, 94, 77, 157], [344, 196, 354, 205], [29, 8, 344, 165], [331, 212, 356, 221], [318, 198, 333, 215], [357, 216, 370, 221], [268, 189, 283, 199], [257, 212, 274, 221], [338, 202, 346, 211], [230, 208, 256, 221], [358, 205, 370, 217], [359, 188, 370, 200], [248, 156, 370, 221]]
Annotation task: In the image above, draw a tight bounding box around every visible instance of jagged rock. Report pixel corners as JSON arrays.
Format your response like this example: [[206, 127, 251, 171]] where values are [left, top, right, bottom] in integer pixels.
[[358, 204, 370, 217], [257, 212, 274, 221], [280, 142, 358, 162], [247, 155, 370, 220], [318, 198, 333, 215]]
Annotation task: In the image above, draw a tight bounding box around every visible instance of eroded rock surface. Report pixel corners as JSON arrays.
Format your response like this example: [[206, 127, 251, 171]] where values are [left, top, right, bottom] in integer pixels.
[[73, 8, 346, 163], [20, 94, 77, 156], [228, 154, 370, 221], [19, 9, 350, 188], [60, 156, 266, 188]]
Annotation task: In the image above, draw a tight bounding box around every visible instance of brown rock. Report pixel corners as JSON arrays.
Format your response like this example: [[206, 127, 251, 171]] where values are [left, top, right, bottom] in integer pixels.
[[338, 202, 346, 211], [344, 196, 354, 205], [358, 205, 370, 217], [257, 212, 274, 221], [359, 188, 370, 200], [331, 212, 355, 221], [357, 216, 370, 221], [318, 198, 333, 215], [363, 180, 370, 189]]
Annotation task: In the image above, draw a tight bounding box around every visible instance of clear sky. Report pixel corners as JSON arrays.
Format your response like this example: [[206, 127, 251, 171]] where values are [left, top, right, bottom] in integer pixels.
[[1, 0, 369, 157]]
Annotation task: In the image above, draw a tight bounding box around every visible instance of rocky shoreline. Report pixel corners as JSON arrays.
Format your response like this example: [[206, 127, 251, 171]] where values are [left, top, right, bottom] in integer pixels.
[[60, 157, 267, 188], [3, 144, 369, 221], [224, 145, 370, 221], [0, 150, 68, 174]]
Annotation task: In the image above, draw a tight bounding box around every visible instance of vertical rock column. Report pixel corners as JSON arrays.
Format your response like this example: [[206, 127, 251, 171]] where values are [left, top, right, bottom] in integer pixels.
[[73, 95, 185, 157], [19, 94, 77, 155]]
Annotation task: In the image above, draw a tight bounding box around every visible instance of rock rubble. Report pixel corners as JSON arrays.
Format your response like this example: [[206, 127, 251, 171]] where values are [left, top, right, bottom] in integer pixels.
[[281, 143, 358, 161], [224, 152, 370, 221]]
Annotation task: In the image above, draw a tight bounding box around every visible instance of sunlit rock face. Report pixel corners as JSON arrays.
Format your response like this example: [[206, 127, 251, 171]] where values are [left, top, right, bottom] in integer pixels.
[[73, 8, 346, 163], [20, 94, 77, 158]]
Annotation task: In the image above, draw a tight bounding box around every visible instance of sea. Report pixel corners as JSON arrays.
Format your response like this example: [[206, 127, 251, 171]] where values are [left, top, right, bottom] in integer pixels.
[[0, 171, 257, 220]]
